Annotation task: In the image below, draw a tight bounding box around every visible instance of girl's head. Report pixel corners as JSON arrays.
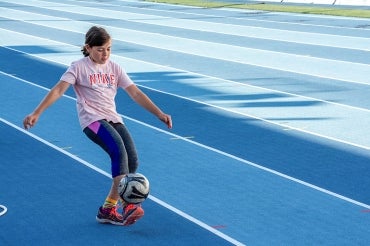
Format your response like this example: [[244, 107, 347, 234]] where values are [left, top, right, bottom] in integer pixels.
[[82, 26, 112, 64]]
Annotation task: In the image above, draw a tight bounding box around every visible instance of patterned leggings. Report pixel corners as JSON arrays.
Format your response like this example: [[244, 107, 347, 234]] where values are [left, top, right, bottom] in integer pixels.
[[83, 120, 138, 178]]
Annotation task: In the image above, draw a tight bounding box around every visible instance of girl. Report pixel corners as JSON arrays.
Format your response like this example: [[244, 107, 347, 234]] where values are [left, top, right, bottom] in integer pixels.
[[23, 26, 172, 226]]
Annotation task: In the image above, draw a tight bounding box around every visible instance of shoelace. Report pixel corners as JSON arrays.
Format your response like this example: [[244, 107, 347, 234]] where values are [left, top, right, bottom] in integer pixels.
[[106, 206, 123, 220], [124, 203, 141, 213]]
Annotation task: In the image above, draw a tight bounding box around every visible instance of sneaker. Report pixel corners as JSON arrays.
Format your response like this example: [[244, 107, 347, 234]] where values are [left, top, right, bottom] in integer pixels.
[[96, 206, 124, 225], [122, 203, 144, 226]]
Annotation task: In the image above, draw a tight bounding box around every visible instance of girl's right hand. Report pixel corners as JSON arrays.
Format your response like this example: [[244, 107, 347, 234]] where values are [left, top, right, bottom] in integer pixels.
[[23, 113, 39, 130]]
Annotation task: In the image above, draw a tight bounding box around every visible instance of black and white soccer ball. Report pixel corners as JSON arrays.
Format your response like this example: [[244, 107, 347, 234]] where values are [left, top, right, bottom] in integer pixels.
[[118, 173, 150, 204]]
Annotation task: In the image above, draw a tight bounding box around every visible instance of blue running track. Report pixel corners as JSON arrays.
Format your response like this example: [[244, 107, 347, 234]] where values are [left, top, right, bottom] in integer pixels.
[[1, 0, 370, 245]]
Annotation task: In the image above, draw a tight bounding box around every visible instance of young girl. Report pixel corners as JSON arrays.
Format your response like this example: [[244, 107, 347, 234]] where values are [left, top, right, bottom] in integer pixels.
[[23, 26, 172, 226]]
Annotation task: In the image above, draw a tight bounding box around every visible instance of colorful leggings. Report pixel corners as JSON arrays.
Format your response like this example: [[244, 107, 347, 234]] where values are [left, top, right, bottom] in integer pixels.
[[83, 120, 138, 178]]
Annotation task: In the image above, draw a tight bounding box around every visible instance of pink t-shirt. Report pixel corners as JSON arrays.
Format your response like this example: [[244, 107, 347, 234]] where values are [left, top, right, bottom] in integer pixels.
[[60, 56, 134, 129]]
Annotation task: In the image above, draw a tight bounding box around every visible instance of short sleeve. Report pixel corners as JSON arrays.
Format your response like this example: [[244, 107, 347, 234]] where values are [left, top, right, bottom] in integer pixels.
[[115, 63, 134, 89], [60, 62, 78, 85]]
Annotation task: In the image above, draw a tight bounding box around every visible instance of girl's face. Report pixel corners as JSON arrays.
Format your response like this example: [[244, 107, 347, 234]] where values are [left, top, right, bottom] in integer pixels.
[[86, 40, 111, 64]]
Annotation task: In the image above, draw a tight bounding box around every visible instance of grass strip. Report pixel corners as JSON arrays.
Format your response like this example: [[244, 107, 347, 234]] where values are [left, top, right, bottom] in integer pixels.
[[145, 0, 370, 18]]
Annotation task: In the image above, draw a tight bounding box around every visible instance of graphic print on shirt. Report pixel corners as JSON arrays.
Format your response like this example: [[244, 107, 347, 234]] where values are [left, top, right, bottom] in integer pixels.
[[89, 72, 116, 89]]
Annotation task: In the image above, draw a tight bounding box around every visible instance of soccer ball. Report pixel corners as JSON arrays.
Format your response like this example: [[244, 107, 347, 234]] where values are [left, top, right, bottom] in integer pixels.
[[118, 173, 150, 204]]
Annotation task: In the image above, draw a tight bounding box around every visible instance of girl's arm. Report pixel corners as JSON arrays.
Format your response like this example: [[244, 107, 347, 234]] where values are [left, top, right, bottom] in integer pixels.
[[125, 84, 172, 129], [23, 81, 71, 129]]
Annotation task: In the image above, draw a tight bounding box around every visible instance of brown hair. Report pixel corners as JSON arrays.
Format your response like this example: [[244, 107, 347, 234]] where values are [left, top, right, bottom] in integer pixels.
[[81, 26, 111, 57]]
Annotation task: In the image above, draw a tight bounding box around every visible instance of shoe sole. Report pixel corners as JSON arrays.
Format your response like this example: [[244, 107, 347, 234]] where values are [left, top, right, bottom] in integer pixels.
[[123, 207, 144, 226], [96, 216, 124, 226]]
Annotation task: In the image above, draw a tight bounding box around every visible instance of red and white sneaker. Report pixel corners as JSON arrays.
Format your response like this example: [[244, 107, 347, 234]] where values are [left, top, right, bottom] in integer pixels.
[[96, 206, 124, 225], [122, 203, 144, 226]]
